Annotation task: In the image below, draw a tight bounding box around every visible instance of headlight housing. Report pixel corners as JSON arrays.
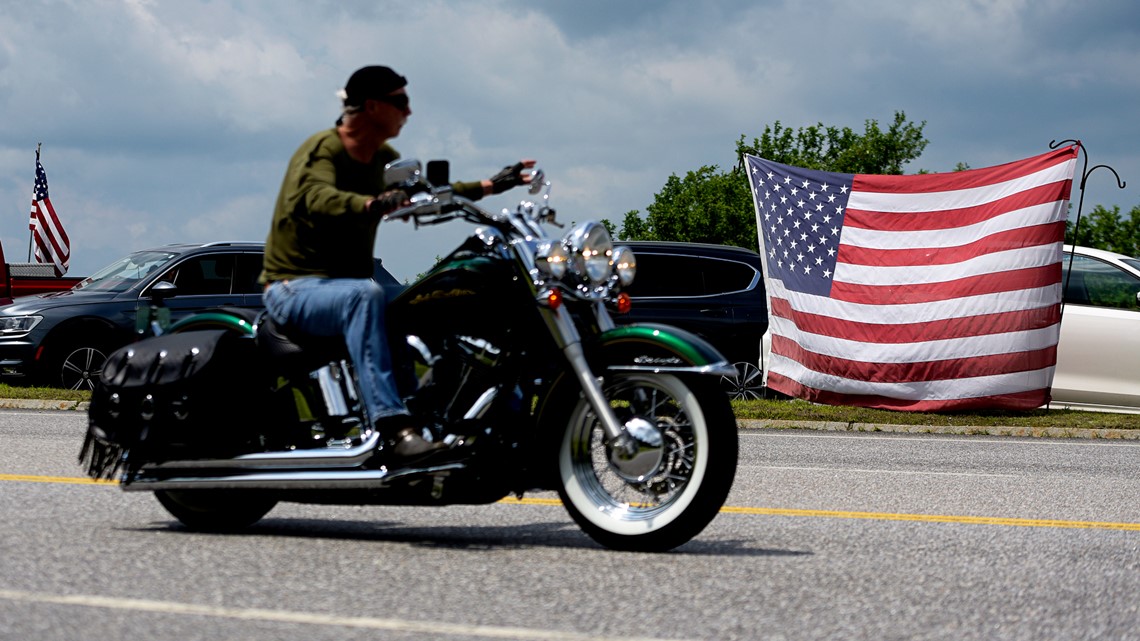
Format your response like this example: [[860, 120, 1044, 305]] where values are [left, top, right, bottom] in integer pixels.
[[0, 315, 42, 336], [567, 221, 614, 285], [535, 240, 570, 279], [533, 221, 636, 300], [612, 245, 636, 287]]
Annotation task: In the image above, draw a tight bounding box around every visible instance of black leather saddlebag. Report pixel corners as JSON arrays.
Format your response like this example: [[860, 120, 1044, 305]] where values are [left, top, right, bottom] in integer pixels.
[[80, 329, 268, 480]]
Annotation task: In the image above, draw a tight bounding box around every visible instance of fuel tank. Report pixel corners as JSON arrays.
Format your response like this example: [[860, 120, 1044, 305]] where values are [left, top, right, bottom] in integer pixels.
[[389, 239, 538, 344]]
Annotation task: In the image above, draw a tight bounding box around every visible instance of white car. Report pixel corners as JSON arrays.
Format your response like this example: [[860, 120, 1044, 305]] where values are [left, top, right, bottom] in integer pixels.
[[1050, 245, 1140, 413]]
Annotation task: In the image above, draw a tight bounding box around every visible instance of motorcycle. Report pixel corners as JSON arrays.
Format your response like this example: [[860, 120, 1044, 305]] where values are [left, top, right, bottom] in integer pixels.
[[80, 159, 739, 552]]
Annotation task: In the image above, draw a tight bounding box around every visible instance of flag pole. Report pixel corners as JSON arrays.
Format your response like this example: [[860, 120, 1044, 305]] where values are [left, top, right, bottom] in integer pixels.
[[1051, 139, 1126, 322], [1052, 139, 1127, 250], [28, 142, 41, 262]]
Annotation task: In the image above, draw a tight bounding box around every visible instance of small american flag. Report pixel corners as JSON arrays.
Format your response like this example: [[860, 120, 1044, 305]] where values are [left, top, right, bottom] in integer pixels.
[[29, 148, 70, 277], [746, 145, 1079, 411]]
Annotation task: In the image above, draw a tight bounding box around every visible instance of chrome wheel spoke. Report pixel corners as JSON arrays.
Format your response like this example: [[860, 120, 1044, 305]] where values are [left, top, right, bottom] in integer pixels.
[[574, 379, 697, 517]]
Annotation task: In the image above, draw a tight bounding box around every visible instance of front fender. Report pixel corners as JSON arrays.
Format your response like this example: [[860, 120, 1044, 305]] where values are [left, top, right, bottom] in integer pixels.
[[592, 323, 735, 377]]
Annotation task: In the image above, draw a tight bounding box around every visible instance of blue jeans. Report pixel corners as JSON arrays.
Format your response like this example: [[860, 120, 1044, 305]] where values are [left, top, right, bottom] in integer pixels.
[[262, 277, 408, 426]]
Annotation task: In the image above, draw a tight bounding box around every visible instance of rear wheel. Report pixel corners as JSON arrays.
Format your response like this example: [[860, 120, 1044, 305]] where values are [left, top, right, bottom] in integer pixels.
[[557, 373, 738, 552], [155, 490, 277, 532]]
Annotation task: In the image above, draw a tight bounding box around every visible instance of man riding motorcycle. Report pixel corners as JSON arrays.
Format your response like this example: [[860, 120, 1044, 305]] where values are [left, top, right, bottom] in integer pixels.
[[80, 65, 739, 553], [259, 64, 535, 465]]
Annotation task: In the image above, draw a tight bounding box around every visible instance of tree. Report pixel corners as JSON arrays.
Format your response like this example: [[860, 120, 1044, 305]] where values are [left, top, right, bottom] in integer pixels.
[[736, 111, 929, 175], [617, 166, 755, 247], [618, 111, 930, 248], [1065, 204, 1140, 255]]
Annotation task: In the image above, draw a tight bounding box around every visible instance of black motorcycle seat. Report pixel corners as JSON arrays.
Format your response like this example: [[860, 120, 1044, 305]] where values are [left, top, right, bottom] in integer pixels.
[[255, 316, 351, 370]]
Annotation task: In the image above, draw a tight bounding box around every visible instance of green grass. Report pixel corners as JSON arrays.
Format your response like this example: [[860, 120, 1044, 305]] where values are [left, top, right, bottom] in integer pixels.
[[731, 397, 1140, 430], [0, 384, 91, 403], [6, 383, 1137, 430]]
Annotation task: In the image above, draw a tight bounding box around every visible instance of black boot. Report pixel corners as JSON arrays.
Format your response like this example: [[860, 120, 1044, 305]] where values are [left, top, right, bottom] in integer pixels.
[[389, 426, 449, 465]]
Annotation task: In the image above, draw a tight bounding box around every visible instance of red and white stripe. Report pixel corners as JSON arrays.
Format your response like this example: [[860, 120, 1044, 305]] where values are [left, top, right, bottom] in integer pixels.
[[31, 195, 70, 277]]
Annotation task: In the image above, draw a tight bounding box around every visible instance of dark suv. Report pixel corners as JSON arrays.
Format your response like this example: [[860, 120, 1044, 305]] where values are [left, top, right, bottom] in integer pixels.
[[0, 242, 266, 389], [614, 241, 769, 398]]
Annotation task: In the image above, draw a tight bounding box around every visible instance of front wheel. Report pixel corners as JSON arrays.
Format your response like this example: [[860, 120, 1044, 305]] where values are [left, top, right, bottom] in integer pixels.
[[155, 490, 277, 532], [557, 373, 738, 552]]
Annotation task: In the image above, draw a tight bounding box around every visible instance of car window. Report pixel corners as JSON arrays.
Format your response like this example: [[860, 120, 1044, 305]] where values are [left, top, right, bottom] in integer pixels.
[[72, 250, 178, 293], [1064, 253, 1140, 310], [624, 254, 757, 298], [159, 255, 236, 296], [234, 253, 265, 294]]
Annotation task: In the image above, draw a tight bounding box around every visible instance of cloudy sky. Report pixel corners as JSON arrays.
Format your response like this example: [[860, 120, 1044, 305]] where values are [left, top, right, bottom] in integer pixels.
[[1, 0, 1138, 282]]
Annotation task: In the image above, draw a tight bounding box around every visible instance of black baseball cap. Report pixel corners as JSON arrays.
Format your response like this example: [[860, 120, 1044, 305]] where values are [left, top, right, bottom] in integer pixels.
[[342, 65, 407, 107]]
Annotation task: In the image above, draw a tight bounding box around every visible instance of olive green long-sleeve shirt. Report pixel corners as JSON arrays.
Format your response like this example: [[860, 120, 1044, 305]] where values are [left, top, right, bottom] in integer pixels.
[[261, 128, 483, 283]]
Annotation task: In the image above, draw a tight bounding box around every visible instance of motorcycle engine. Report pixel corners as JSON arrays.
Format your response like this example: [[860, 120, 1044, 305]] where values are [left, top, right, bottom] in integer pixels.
[[407, 333, 506, 427]]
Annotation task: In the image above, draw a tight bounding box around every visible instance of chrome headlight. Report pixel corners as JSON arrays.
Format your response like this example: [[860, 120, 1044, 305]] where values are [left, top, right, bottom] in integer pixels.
[[612, 245, 636, 287], [535, 240, 569, 279], [567, 221, 614, 284], [0, 315, 42, 335]]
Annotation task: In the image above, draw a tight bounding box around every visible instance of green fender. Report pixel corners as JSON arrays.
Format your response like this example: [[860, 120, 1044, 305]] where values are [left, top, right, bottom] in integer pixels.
[[166, 311, 256, 336], [593, 323, 736, 377]]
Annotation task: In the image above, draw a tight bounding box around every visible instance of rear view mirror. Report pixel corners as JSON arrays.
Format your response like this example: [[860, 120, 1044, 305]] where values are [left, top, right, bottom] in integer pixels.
[[427, 160, 449, 187], [383, 159, 422, 187], [528, 169, 546, 195], [148, 280, 178, 302]]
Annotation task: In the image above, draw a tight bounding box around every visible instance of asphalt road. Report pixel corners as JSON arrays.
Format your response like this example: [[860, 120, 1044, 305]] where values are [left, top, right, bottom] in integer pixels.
[[1, 409, 1137, 641]]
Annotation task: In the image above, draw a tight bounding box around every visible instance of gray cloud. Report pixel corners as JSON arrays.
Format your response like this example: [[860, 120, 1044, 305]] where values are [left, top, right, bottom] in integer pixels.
[[0, 0, 1135, 281]]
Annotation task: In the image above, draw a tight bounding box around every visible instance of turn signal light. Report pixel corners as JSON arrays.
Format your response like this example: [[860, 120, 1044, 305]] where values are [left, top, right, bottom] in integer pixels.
[[547, 288, 563, 310], [615, 292, 631, 314]]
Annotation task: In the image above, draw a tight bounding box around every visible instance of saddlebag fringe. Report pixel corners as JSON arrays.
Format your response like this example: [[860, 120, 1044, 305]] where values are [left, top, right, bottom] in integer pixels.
[[78, 424, 130, 481]]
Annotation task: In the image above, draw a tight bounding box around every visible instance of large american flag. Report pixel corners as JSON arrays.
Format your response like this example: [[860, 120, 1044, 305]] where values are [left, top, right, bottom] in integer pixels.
[[29, 150, 70, 276], [746, 145, 1079, 411]]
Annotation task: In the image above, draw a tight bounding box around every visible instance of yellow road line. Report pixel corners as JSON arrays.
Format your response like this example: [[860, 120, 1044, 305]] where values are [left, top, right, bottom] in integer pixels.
[[500, 497, 563, 507], [6, 474, 1139, 531], [501, 497, 1140, 531], [0, 473, 114, 485], [717, 506, 1140, 531]]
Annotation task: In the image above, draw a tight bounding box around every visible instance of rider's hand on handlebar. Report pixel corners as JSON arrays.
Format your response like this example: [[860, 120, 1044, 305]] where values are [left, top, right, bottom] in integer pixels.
[[368, 189, 409, 217], [486, 159, 537, 195]]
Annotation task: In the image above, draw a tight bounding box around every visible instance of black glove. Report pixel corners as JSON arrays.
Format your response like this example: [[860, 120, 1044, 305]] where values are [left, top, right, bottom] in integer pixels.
[[489, 162, 527, 194], [368, 189, 408, 216]]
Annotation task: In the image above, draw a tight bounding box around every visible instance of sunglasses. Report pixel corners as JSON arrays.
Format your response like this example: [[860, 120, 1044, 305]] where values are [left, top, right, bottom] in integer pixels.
[[372, 93, 410, 110]]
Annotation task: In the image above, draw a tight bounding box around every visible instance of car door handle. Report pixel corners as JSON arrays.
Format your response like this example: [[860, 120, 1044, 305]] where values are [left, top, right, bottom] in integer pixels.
[[700, 308, 730, 318]]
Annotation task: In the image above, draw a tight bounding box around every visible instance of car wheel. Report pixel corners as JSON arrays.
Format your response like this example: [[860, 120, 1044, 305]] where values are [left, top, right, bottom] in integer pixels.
[[721, 361, 766, 400], [52, 341, 112, 391]]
